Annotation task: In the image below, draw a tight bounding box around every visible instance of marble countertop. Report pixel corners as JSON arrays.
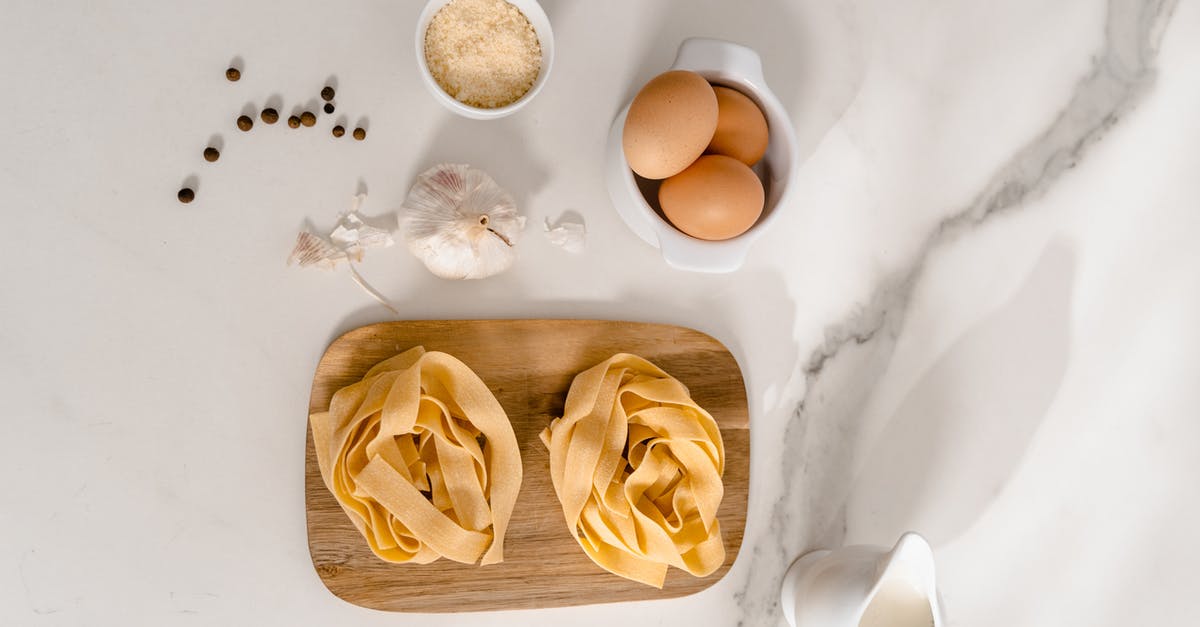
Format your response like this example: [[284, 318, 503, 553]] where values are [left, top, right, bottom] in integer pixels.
[[2, 0, 1197, 624]]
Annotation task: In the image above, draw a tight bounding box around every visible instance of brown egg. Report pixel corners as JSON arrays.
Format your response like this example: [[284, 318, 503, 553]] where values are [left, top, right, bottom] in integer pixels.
[[622, 70, 719, 180], [707, 86, 769, 166], [659, 155, 765, 241]]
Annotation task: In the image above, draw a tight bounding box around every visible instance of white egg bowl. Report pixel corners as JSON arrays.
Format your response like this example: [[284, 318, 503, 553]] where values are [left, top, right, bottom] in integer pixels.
[[605, 38, 799, 273], [415, 0, 555, 120]]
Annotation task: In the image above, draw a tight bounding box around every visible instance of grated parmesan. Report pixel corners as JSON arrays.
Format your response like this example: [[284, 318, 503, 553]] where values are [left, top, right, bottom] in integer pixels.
[[424, 0, 542, 109]]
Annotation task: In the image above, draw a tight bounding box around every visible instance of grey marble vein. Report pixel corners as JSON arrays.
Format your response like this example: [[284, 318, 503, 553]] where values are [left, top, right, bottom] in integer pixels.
[[734, 0, 1178, 623]]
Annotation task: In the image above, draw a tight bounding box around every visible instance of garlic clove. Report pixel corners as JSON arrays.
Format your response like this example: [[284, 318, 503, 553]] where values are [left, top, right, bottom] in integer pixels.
[[543, 216, 586, 254]]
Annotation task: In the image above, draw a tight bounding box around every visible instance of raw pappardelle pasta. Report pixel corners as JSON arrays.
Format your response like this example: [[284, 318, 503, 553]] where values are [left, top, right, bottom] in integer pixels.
[[540, 353, 725, 587], [310, 346, 521, 565]]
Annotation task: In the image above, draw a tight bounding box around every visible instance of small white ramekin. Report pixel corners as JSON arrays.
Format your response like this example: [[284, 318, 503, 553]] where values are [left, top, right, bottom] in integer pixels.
[[415, 0, 555, 120], [605, 38, 800, 273]]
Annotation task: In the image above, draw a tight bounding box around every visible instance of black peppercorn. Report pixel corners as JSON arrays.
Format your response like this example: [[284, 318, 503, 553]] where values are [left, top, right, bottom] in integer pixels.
[[236, 115, 253, 131], [323, 103, 334, 114], [178, 188, 195, 203], [203, 147, 219, 162]]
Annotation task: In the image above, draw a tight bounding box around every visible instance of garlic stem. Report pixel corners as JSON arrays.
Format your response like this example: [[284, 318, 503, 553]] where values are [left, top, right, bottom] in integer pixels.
[[487, 227, 514, 247]]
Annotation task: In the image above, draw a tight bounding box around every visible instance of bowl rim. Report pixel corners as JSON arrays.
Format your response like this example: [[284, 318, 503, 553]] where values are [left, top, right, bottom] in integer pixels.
[[415, 0, 555, 120]]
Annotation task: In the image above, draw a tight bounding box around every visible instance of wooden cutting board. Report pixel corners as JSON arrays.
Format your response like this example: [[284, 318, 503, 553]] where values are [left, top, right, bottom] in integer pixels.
[[304, 320, 749, 612]]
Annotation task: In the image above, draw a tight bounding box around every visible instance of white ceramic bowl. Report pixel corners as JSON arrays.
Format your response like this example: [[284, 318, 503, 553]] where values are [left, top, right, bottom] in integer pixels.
[[605, 38, 799, 273], [415, 0, 555, 120]]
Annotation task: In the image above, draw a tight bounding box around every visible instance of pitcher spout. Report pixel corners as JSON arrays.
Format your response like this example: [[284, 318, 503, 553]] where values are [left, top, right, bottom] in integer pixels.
[[878, 532, 943, 626], [781, 532, 944, 627]]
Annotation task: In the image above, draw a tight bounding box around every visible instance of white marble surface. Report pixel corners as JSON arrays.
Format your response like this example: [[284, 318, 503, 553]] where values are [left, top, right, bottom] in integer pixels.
[[2, 0, 1197, 624]]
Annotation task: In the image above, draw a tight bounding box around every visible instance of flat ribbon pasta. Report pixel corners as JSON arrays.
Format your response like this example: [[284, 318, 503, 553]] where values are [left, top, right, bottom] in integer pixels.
[[310, 346, 521, 565], [540, 353, 725, 588]]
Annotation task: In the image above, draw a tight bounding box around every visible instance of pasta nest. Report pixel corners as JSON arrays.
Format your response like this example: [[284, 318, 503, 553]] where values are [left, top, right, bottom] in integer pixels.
[[310, 346, 522, 565], [540, 353, 725, 587]]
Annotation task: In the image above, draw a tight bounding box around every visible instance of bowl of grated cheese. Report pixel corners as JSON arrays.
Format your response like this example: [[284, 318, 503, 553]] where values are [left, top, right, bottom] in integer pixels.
[[416, 0, 554, 119]]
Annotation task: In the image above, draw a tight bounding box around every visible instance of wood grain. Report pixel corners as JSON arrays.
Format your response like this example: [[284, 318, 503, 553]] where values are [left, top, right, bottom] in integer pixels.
[[305, 320, 749, 612]]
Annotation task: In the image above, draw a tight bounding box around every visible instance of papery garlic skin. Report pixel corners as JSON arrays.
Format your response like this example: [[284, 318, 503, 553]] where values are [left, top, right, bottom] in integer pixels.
[[544, 217, 586, 254], [288, 194, 394, 269], [402, 164, 527, 280], [287, 194, 399, 313]]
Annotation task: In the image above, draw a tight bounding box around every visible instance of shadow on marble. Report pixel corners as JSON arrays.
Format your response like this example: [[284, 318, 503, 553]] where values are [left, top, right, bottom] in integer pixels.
[[845, 239, 1077, 547], [403, 115, 551, 219], [263, 93, 283, 116], [180, 174, 198, 196], [533, 0, 563, 22], [321, 267, 513, 345], [691, 269, 802, 421], [545, 209, 585, 231]]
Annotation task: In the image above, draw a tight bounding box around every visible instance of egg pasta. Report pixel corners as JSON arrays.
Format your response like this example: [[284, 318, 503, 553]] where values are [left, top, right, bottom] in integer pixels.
[[540, 353, 725, 588], [310, 346, 521, 565]]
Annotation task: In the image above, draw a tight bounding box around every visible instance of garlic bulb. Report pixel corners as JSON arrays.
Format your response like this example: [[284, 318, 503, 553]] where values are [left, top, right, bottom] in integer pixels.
[[401, 164, 526, 280]]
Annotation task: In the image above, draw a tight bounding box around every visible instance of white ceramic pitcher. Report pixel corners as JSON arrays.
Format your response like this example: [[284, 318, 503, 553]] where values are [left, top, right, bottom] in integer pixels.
[[781, 532, 944, 627]]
